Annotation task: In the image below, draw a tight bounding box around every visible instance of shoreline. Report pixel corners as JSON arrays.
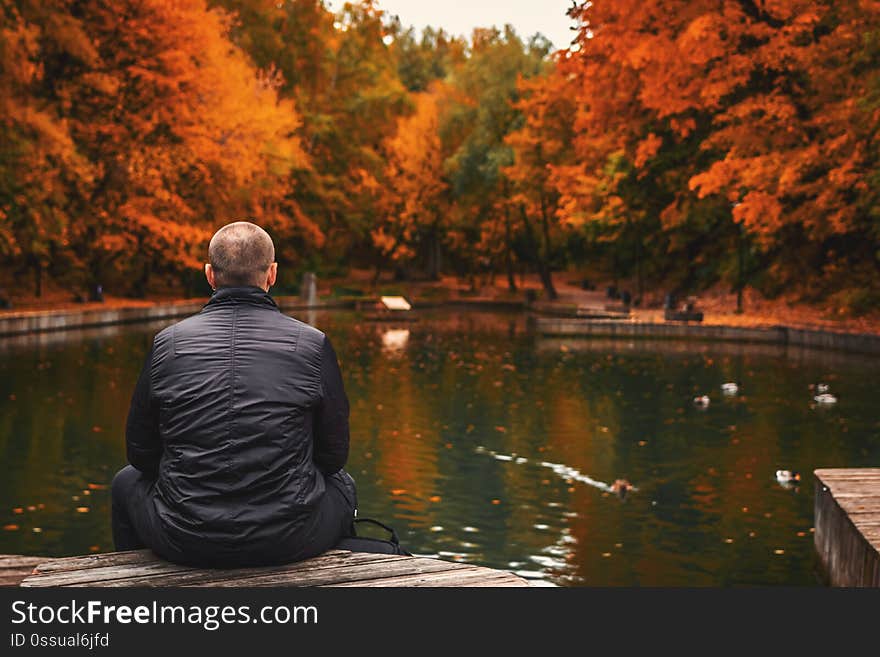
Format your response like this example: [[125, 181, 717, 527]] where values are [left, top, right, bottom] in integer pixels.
[[2, 295, 880, 357]]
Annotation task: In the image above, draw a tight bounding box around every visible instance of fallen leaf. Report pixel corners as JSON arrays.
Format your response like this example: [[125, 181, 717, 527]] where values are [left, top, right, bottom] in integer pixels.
[[774, 549, 785, 555], [12, 508, 23, 514], [494, 426, 506, 433], [75, 507, 89, 513], [89, 545, 100, 553], [87, 483, 107, 491], [32, 527, 42, 534], [91, 426, 102, 433], [3, 524, 19, 531], [390, 489, 407, 496], [429, 495, 441, 503], [601, 552, 611, 557], [26, 505, 35, 511], [491, 499, 501, 505]]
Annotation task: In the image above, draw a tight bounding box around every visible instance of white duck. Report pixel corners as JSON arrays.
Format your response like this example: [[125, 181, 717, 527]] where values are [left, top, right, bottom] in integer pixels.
[[814, 393, 837, 404], [721, 382, 739, 395], [693, 395, 710, 407], [776, 470, 801, 486]]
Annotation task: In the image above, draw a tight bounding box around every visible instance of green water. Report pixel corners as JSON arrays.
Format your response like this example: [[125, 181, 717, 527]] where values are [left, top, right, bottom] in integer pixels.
[[1, 309, 878, 585]]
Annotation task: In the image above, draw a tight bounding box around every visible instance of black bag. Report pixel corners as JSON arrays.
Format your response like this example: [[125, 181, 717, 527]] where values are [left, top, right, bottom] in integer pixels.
[[336, 518, 411, 556]]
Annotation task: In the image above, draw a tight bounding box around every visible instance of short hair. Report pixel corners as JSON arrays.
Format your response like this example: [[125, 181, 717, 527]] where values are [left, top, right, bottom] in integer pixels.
[[208, 221, 275, 288]]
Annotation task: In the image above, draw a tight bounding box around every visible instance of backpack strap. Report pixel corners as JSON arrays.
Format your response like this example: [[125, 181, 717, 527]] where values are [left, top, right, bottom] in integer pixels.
[[352, 518, 401, 545]]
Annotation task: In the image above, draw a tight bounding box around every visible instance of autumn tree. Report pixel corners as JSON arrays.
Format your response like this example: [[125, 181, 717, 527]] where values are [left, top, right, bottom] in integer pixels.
[[0, 1, 93, 296], [441, 26, 551, 292], [505, 63, 578, 299], [2, 0, 310, 298], [373, 86, 448, 281], [559, 0, 880, 307]]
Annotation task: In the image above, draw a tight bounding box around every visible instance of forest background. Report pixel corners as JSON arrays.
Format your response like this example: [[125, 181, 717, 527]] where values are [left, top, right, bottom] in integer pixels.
[[2, 0, 879, 318]]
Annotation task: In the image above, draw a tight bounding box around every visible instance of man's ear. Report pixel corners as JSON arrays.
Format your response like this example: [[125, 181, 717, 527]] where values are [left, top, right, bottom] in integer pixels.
[[266, 262, 278, 290], [205, 263, 216, 290]]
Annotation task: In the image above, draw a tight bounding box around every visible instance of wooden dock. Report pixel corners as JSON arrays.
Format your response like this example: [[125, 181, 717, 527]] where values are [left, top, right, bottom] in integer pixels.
[[814, 468, 880, 587], [5, 550, 529, 588]]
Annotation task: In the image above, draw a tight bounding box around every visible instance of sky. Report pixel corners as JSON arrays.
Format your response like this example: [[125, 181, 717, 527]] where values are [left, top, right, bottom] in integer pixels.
[[327, 0, 581, 51]]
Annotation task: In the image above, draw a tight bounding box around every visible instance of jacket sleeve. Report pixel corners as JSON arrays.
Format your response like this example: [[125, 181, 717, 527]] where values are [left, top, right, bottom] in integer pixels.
[[125, 345, 162, 477], [313, 336, 350, 475]]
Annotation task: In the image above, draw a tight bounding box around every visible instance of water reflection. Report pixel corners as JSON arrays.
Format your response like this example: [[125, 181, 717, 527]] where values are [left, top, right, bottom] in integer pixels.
[[1, 310, 879, 585]]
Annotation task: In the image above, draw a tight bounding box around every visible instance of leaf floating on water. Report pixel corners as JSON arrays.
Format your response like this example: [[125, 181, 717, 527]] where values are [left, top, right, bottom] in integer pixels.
[[13, 507, 23, 514], [390, 489, 407, 496], [601, 552, 611, 558], [75, 507, 89, 513], [724, 538, 734, 544], [37, 503, 45, 510], [638, 441, 647, 446], [26, 505, 35, 511], [72, 496, 80, 501], [774, 549, 785, 555], [491, 499, 501, 505], [32, 527, 42, 533], [494, 425, 506, 433], [3, 524, 19, 531], [89, 545, 100, 553], [428, 495, 441, 503], [444, 443, 453, 449], [796, 531, 806, 537], [92, 426, 102, 433], [87, 483, 107, 491]]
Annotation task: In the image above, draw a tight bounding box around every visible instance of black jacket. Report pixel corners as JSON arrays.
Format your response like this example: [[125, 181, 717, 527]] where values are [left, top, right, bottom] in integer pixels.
[[125, 286, 350, 561]]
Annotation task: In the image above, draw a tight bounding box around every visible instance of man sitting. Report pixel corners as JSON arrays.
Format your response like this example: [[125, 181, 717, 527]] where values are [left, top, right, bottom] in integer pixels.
[[111, 221, 356, 567]]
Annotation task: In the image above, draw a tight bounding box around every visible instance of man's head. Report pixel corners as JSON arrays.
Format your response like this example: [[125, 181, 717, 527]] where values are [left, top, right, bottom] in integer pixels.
[[205, 221, 277, 291]]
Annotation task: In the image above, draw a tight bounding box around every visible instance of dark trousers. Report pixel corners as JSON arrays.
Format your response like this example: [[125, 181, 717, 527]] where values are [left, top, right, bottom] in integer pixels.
[[111, 465, 357, 565]]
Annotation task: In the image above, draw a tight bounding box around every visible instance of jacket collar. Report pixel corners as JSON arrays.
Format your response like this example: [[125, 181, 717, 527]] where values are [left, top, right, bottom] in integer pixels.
[[205, 286, 279, 310]]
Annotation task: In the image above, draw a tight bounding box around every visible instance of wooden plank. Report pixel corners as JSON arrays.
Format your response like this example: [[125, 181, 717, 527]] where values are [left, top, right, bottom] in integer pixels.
[[52, 553, 409, 588], [23, 550, 383, 588], [188, 555, 477, 588], [32, 549, 160, 575], [0, 555, 47, 587], [325, 568, 529, 587], [0, 555, 48, 568], [814, 469, 880, 587], [22, 561, 196, 587], [20, 549, 530, 588]]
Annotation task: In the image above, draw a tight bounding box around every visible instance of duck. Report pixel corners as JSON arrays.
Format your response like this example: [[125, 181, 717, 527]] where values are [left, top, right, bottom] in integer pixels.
[[814, 393, 837, 404], [721, 382, 739, 395], [815, 383, 830, 394], [776, 470, 801, 486], [693, 395, 710, 407], [610, 479, 634, 498]]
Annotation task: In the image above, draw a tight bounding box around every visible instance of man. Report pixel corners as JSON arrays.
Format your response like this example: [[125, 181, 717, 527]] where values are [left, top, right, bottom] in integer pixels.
[[111, 221, 356, 567]]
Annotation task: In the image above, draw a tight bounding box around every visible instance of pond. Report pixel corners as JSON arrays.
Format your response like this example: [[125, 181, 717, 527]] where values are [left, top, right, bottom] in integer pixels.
[[1, 309, 878, 586]]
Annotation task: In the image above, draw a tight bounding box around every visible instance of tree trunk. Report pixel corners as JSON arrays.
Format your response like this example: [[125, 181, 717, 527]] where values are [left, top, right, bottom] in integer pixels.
[[504, 205, 517, 293], [537, 195, 558, 300], [33, 258, 42, 298], [520, 204, 557, 300]]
